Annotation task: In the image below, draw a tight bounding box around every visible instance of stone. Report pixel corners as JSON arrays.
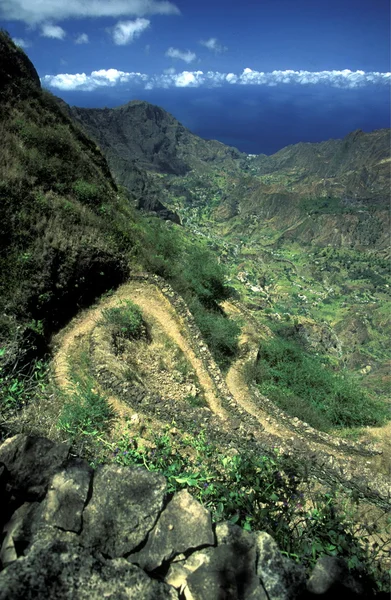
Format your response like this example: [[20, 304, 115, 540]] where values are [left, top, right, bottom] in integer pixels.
[[0, 435, 69, 501], [81, 464, 166, 557], [0, 540, 178, 599], [0, 502, 36, 567], [130, 489, 214, 571], [0, 497, 81, 568], [184, 545, 266, 600], [180, 523, 264, 600], [307, 555, 364, 596], [0, 462, 11, 529], [40, 458, 92, 533], [256, 531, 293, 600]]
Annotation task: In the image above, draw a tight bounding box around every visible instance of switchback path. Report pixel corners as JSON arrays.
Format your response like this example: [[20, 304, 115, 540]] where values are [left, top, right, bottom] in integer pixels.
[[52, 277, 390, 509]]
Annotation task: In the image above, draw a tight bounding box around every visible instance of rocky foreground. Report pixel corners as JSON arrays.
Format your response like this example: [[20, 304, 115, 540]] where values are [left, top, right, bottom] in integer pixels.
[[0, 435, 386, 599]]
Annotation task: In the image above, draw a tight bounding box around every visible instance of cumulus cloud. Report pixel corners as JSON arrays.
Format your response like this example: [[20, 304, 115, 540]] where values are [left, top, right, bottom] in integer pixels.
[[234, 68, 391, 88], [40, 23, 66, 39], [12, 37, 31, 48], [0, 0, 180, 25], [42, 67, 391, 92], [42, 68, 148, 91], [165, 47, 196, 63], [75, 33, 89, 44], [200, 37, 227, 53], [111, 18, 150, 44]]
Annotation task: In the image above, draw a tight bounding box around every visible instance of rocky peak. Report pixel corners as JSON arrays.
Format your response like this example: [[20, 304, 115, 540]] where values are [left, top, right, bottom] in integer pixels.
[[0, 31, 41, 101]]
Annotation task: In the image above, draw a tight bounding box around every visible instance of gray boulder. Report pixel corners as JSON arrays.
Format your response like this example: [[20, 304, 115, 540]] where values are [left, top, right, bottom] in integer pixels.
[[130, 489, 214, 571], [0, 458, 93, 567], [307, 555, 364, 596], [40, 458, 92, 533], [256, 531, 305, 600], [177, 522, 265, 600], [0, 435, 69, 500], [0, 540, 178, 599], [81, 464, 166, 557]]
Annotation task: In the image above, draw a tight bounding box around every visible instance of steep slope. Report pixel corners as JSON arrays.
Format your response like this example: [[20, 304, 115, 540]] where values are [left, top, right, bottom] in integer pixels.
[[0, 32, 133, 359], [216, 129, 391, 248], [70, 100, 246, 177], [69, 101, 245, 221], [0, 32, 240, 410]]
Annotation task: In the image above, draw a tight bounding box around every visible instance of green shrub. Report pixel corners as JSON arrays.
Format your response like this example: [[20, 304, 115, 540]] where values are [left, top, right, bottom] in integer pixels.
[[73, 179, 105, 206], [254, 337, 388, 430], [111, 429, 390, 593], [189, 298, 240, 369], [100, 300, 144, 340], [57, 381, 114, 438]]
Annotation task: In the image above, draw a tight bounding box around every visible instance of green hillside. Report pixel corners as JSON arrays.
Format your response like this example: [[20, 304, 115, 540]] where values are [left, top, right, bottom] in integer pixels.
[[0, 31, 390, 594]]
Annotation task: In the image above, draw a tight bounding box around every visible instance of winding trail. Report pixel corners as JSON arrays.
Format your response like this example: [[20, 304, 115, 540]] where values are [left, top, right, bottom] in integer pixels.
[[53, 280, 227, 421], [52, 276, 391, 508]]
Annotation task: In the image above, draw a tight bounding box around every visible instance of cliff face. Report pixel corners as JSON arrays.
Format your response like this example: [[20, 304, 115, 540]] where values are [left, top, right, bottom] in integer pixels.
[[0, 31, 40, 102], [0, 32, 130, 353], [70, 100, 245, 178]]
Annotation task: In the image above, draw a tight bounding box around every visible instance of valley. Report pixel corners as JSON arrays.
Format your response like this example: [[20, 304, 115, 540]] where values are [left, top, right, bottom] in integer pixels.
[[0, 31, 390, 594]]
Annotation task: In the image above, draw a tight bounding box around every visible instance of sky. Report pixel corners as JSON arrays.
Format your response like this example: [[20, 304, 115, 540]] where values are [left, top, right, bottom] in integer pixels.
[[1, 0, 390, 154]]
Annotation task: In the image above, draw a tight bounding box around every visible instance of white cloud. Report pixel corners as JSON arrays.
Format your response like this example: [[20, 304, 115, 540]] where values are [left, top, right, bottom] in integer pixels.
[[225, 73, 237, 83], [174, 70, 204, 87], [42, 68, 148, 91], [40, 23, 66, 39], [75, 33, 89, 44], [12, 37, 31, 48], [200, 37, 227, 53], [42, 68, 391, 92], [165, 47, 196, 63], [112, 18, 150, 44], [233, 67, 391, 88], [0, 0, 180, 25]]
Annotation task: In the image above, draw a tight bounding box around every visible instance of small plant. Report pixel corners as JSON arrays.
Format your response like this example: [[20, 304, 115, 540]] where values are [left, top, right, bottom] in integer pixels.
[[184, 393, 207, 408], [0, 347, 47, 412], [72, 179, 104, 206], [100, 300, 144, 340], [109, 428, 390, 593], [57, 380, 115, 438]]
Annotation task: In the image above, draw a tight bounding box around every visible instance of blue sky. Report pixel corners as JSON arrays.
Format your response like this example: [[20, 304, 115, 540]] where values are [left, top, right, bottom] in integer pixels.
[[1, 0, 390, 154]]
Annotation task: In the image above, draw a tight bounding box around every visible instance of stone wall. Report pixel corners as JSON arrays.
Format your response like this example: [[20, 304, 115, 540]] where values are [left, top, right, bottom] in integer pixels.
[[123, 275, 390, 506], [0, 435, 375, 599]]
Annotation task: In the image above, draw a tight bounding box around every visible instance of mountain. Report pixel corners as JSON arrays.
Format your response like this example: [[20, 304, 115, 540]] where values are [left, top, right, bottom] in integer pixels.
[[70, 97, 390, 251], [164, 128, 390, 251], [0, 32, 132, 357], [70, 100, 245, 177], [69, 100, 247, 221]]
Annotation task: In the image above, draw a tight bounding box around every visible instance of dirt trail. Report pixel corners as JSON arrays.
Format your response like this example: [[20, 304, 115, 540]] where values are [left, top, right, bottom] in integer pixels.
[[223, 300, 390, 482], [52, 278, 390, 500], [53, 280, 227, 420], [223, 301, 287, 439]]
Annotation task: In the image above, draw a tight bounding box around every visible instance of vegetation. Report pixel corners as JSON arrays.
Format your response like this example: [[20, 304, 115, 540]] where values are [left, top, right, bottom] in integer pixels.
[[84, 425, 389, 594], [0, 31, 239, 375], [101, 300, 144, 340], [58, 380, 115, 439], [1, 31, 390, 595], [139, 218, 240, 368], [0, 347, 47, 420], [252, 336, 388, 431]]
